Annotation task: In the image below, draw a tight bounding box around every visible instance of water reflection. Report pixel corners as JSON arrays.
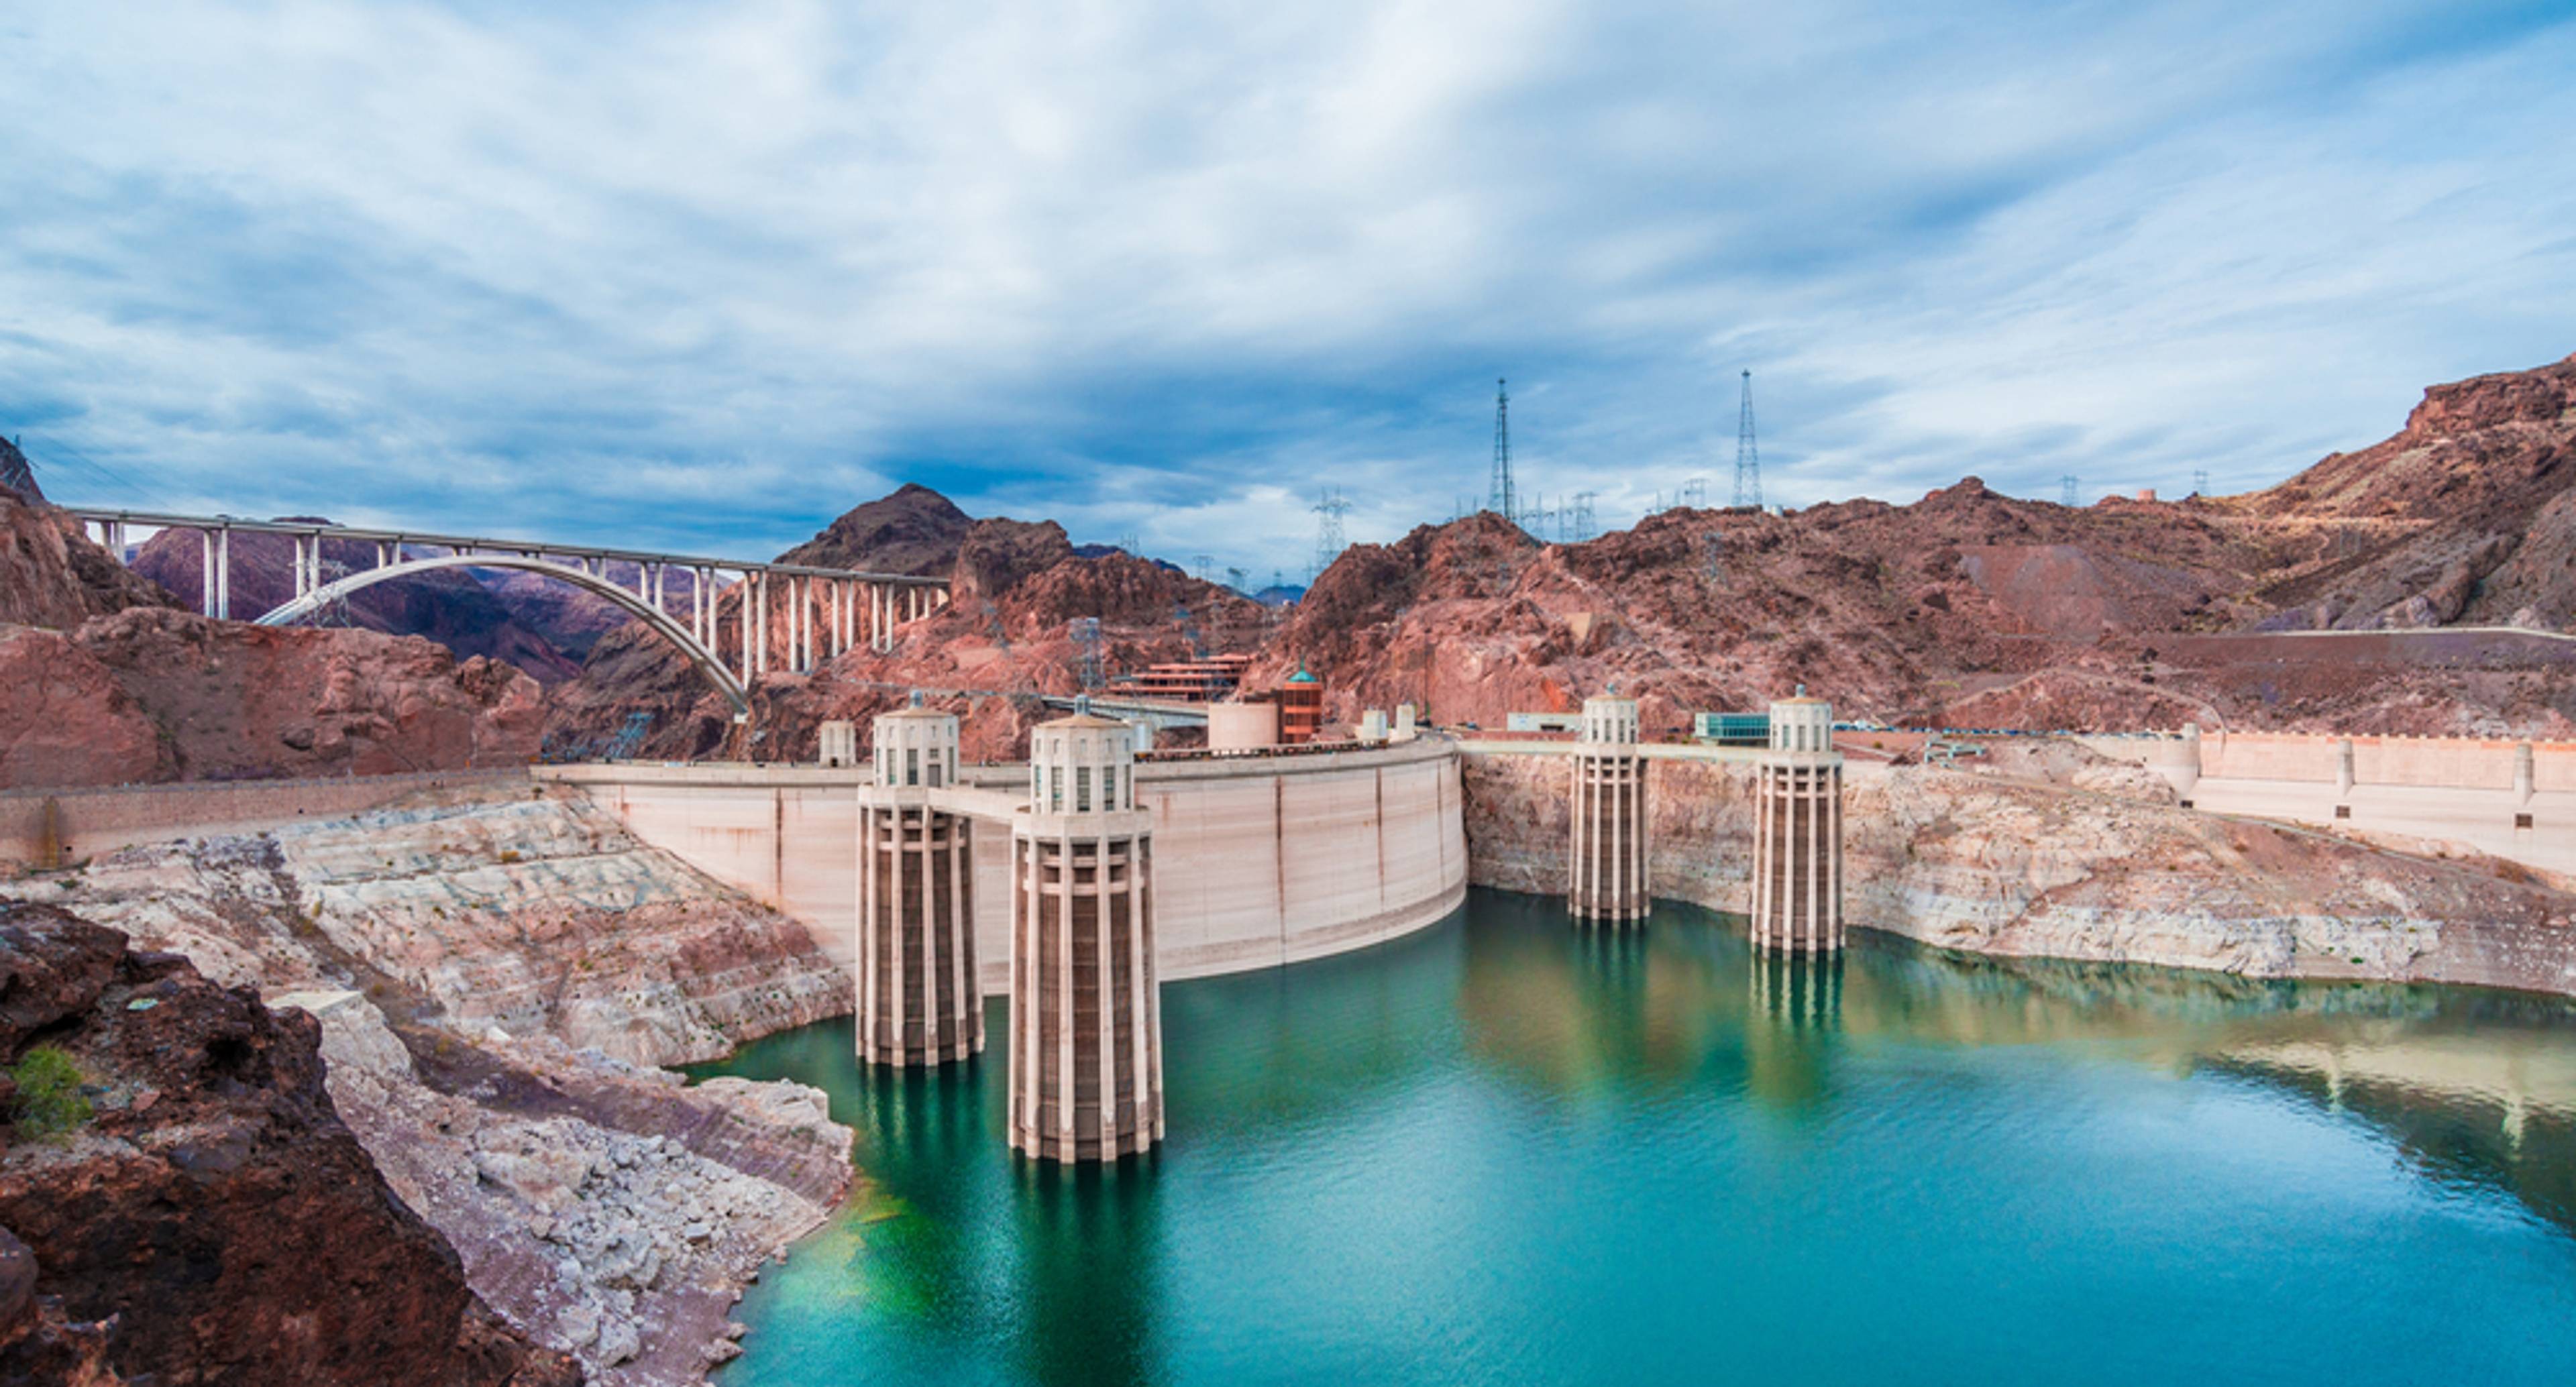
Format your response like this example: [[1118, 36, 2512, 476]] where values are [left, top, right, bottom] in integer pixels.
[[692, 889, 2576, 1386], [1012, 1158, 1162, 1387]]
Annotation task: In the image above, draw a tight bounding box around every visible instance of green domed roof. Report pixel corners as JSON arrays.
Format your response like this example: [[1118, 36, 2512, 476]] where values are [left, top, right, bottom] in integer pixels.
[[1287, 666, 1320, 685]]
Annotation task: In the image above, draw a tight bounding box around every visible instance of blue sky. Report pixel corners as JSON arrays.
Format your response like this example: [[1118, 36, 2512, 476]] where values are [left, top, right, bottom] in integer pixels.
[[4, 1, 2573, 582]]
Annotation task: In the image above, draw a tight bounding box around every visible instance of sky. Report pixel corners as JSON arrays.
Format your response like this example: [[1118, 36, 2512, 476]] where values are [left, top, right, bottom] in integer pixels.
[[4, 0, 2574, 584]]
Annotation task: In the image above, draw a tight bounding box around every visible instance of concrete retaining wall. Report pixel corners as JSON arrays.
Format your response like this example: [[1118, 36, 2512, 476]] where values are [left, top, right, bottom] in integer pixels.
[[541, 738, 1468, 992], [2075, 730, 2576, 790], [0, 769, 528, 868], [2070, 730, 2574, 877]]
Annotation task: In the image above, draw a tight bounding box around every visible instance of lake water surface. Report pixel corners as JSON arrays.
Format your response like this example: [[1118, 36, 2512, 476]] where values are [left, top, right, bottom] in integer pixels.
[[691, 889, 2576, 1386]]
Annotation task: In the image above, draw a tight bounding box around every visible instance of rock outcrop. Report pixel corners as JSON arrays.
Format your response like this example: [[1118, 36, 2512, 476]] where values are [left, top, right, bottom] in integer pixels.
[[0, 608, 545, 787], [2247, 352, 2576, 634], [0, 438, 41, 505], [0, 490, 179, 632], [0, 902, 582, 1386], [6, 786, 858, 1385], [772, 481, 975, 575], [34, 788, 849, 1066]]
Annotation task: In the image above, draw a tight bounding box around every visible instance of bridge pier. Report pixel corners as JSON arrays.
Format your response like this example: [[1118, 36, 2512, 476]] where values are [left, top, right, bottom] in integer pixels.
[[857, 702, 982, 1066], [1751, 689, 1843, 953], [1010, 706, 1164, 1162]]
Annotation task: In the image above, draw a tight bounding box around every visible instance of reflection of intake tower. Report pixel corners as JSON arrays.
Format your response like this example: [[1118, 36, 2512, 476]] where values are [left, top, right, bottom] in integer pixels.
[[1009, 708, 1165, 1162], [1569, 694, 1650, 924], [855, 701, 981, 1066], [1751, 689, 1843, 952]]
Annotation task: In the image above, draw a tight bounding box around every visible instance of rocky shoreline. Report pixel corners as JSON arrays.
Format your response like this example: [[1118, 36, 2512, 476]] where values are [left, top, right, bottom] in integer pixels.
[[1462, 741, 2576, 996], [5, 784, 861, 1385]]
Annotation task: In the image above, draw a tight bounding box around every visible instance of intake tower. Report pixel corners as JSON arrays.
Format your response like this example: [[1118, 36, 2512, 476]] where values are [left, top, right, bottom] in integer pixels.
[[1569, 693, 1650, 924], [1008, 706, 1165, 1162], [855, 700, 981, 1066]]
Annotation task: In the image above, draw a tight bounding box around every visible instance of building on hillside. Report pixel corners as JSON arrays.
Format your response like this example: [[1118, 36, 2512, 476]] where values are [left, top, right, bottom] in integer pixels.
[[1693, 711, 1770, 746], [1279, 667, 1325, 743], [1108, 653, 1256, 702]]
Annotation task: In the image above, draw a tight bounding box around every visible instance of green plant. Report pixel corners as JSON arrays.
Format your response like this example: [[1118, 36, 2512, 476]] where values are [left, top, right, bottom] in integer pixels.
[[9, 1047, 93, 1140]]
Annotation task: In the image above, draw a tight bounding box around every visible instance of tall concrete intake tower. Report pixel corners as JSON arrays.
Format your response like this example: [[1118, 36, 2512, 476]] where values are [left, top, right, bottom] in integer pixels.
[[1009, 706, 1165, 1162], [1752, 688, 1843, 952], [1569, 693, 1650, 924], [855, 700, 981, 1066]]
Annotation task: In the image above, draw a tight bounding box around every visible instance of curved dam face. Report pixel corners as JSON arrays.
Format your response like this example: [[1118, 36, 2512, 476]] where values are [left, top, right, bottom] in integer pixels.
[[540, 736, 1468, 992]]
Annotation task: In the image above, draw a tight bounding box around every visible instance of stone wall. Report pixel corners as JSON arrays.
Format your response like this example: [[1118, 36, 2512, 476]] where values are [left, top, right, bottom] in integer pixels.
[[0, 767, 525, 868]]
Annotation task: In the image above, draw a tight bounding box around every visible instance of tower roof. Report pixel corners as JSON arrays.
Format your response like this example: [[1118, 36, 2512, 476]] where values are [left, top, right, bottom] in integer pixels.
[[1040, 710, 1130, 730], [1287, 666, 1320, 685]]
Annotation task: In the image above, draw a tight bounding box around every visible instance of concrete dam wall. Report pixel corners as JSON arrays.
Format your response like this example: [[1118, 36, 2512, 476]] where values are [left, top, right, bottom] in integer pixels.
[[542, 736, 1469, 991]]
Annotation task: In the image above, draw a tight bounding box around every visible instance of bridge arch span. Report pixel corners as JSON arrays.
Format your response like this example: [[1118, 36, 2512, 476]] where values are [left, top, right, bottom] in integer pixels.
[[252, 553, 750, 719]]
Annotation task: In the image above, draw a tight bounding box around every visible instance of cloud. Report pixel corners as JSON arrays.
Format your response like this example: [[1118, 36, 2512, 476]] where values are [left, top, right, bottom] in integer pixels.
[[1, 0, 2571, 580]]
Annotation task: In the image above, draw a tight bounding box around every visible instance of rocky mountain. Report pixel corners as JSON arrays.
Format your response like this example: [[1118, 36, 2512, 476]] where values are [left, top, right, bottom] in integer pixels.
[[2241, 352, 2576, 631], [130, 522, 583, 683], [474, 563, 701, 663], [773, 480, 975, 574], [548, 504, 1266, 763], [0, 437, 40, 504], [0, 488, 179, 630], [1248, 351, 2576, 739], [0, 902, 581, 1386], [15, 786, 857, 1384], [0, 608, 545, 785]]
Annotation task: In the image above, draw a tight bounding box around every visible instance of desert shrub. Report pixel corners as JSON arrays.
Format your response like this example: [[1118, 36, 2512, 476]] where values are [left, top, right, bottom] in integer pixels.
[[9, 1047, 92, 1139]]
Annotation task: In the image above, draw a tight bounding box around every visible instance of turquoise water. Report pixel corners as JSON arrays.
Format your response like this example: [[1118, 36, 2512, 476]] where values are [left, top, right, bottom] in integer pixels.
[[690, 890, 2576, 1386]]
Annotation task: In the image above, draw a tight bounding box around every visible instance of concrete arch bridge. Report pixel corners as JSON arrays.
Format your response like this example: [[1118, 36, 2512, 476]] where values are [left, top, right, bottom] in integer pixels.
[[68, 508, 951, 720]]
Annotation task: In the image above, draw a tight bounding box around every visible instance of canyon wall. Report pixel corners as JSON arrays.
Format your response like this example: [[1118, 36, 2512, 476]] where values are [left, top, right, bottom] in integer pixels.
[[1460, 746, 2576, 995], [0, 903, 581, 1387], [7, 785, 858, 1386]]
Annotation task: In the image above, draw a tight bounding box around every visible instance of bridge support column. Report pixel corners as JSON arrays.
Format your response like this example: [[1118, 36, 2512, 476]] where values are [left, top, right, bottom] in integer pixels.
[[200, 529, 216, 617], [1569, 694, 1649, 926], [857, 703, 981, 1066], [1010, 707, 1163, 1162], [217, 527, 230, 620], [1751, 689, 1843, 953]]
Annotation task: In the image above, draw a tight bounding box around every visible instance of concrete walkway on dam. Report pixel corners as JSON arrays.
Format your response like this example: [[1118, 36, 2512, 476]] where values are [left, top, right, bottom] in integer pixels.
[[537, 736, 1469, 991]]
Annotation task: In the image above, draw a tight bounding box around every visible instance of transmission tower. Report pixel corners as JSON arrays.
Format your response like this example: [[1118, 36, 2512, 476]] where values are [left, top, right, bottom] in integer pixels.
[[1572, 491, 1597, 541], [1191, 553, 1216, 583], [1069, 618, 1104, 690], [1489, 378, 1515, 519], [1311, 488, 1351, 585], [1733, 370, 1762, 510], [2192, 469, 2210, 496], [2061, 476, 2080, 508]]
